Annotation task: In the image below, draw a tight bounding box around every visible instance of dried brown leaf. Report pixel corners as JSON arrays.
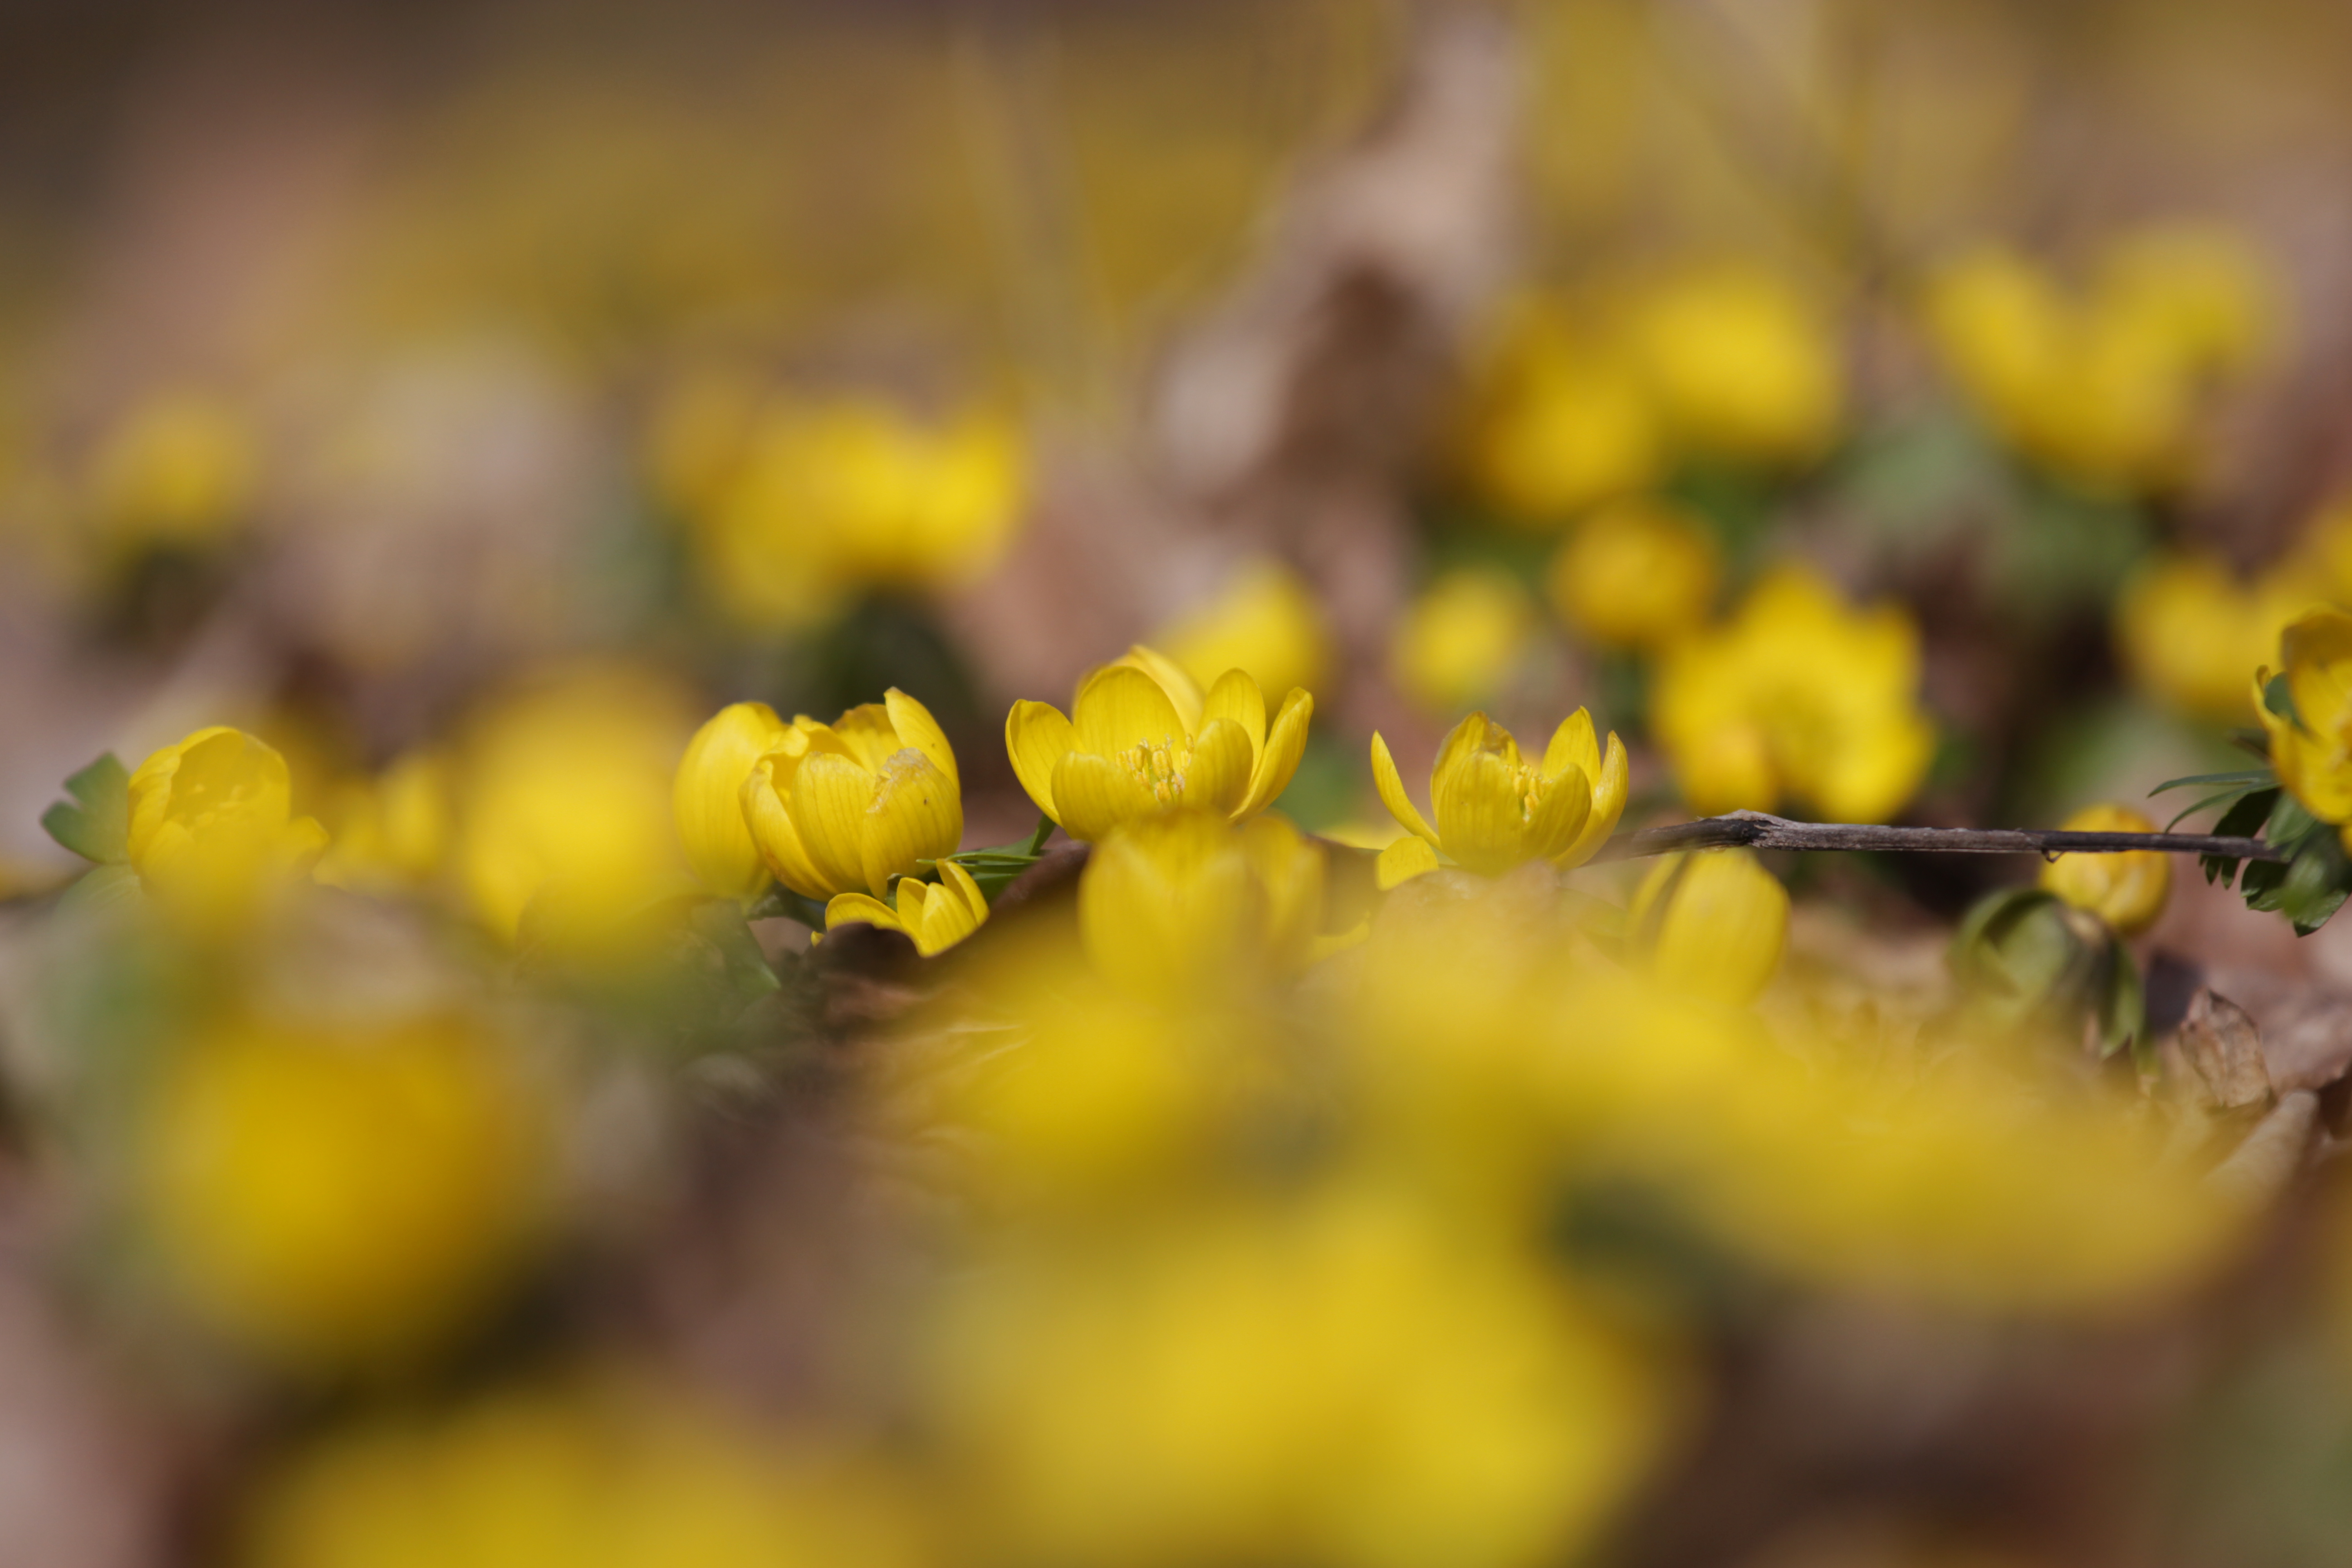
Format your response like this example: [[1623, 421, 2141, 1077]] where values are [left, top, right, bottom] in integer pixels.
[[2181, 989, 2273, 1110]]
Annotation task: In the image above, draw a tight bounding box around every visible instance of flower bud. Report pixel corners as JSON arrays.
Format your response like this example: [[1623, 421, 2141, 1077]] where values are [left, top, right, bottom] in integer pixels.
[[1629, 849, 1790, 1006], [674, 701, 792, 900], [2040, 804, 2171, 936]]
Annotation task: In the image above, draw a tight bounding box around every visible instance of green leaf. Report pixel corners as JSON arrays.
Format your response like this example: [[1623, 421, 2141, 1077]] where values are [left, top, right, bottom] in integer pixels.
[[2165, 787, 2259, 833], [55, 862, 142, 919], [2097, 941, 2144, 1060], [39, 753, 130, 864], [2147, 768, 2274, 797], [2201, 788, 2280, 887], [2264, 671, 2301, 728], [2268, 791, 2322, 846], [2228, 728, 2272, 762], [2281, 833, 2352, 936]]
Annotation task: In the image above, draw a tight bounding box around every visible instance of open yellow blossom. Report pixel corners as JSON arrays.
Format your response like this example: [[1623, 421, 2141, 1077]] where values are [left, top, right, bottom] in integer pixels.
[[1079, 808, 1324, 997], [144, 1015, 541, 1370], [126, 727, 328, 917], [825, 859, 990, 958], [1392, 569, 1537, 715], [1372, 708, 1627, 877], [1652, 564, 1935, 823], [2039, 804, 2171, 936], [673, 701, 793, 900], [2257, 608, 2352, 831], [1629, 850, 1790, 1006], [1624, 265, 1843, 466], [1006, 645, 1310, 842], [1153, 559, 1333, 702], [700, 398, 1025, 629], [1545, 498, 1720, 650], [742, 689, 964, 901]]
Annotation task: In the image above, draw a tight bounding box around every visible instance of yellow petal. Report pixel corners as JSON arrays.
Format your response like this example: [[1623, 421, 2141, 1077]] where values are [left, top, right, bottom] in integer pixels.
[[1186, 717, 1254, 817], [1370, 731, 1438, 846], [674, 702, 791, 900], [1240, 812, 1325, 965], [789, 752, 878, 896], [1541, 709, 1601, 784], [1078, 806, 1250, 995], [1524, 764, 1593, 862], [1554, 731, 1629, 868], [1110, 644, 1205, 735], [919, 861, 989, 954], [1005, 701, 1075, 823], [1431, 746, 1531, 875], [1201, 668, 1268, 760], [824, 892, 907, 938], [1233, 688, 1313, 819], [829, 704, 901, 772], [893, 877, 931, 926], [937, 858, 990, 925], [741, 753, 833, 902], [858, 750, 964, 895], [1646, 850, 1789, 1005], [1376, 834, 1441, 890], [885, 688, 959, 788], [1073, 665, 1187, 758], [1050, 750, 1160, 842]]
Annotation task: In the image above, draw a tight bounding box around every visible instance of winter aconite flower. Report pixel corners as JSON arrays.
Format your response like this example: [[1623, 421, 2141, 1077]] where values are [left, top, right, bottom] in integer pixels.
[[126, 727, 328, 917], [2040, 804, 2171, 936], [2257, 608, 2352, 829], [1153, 560, 1333, 703], [1652, 564, 1935, 824], [1391, 569, 1538, 715], [1078, 807, 1325, 998], [743, 690, 964, 902], [1629, 850, 1791, 1006], [825, 859, 990, 957], [1624, 265, 1843, 467], [1006, 646, 1310, 842], [674, 701, 794, 901], [1372, 709, 1627, 877], [1545, 498, 1720, 651]]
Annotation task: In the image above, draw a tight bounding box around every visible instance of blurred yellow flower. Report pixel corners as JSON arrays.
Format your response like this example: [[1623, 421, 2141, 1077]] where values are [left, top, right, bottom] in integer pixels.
[[826, 858, 990, 957], [1372, 708, 1627, 876], [1652, 564, 1935, 823], [1629, 850, 1790, 1005], [2257, 608, 2352, 829], [1624, 265, 1843, 466], [454, 666, 695, 946], [1924, 232, 2273, 494], [90, 389, 259, 555], [1007, 645, 1310, 841], [698, 398, 1025, 629], [1460, 299, 1658, 527], [929, 1188, 1662, 1568], [314, 749, 453, 896], [126, 727, 328, 919], [2039, 804, 2171, 936], [1079, 807, 1324, 997], [2115, 553, 2316, 721], [245, 1381, 927, 1568], [742, 689, 964, 901], [145, 1015, 541, 1370], [1391, 568, 1537, 714], [1153, 559, 1333, 701], [673, 701, 792, 901], [1545, 498, 1720, 650]]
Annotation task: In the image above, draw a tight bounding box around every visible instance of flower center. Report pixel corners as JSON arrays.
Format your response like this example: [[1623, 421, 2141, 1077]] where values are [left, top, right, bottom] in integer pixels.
[[1118, 735, 1193, 805], [1514, 763, 1547, 823]]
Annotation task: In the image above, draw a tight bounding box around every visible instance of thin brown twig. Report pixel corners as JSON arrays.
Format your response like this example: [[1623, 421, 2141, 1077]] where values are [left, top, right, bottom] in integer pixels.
[[1588, 809, 2284, 863]]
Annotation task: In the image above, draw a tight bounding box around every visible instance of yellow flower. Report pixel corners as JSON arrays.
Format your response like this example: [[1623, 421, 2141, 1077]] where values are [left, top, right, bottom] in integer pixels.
[[2115, 553, 2317, 722], [1372, 709, 1627, 877], [1652, 564, 1935, 823], [2039, 804, 2171, 937], [1624, 265, 1842, 466], [1628, 850, 1790, 1005], [2257, 608, 2352, 828], [314, 749, 452, 895], [673, 701, 793, 901], [743, 689, 965, 900], [1153, 559, 1333, 702], [454, 666, 695, 946], [1005, 646, 1311, 842], [1391, 568, 1537, 715], [825, 859, 990, 958], [91, 389, 259, 555], [1459, 298, 1658, 526], [126, 727, 328, 916], [1545, 498, 1720, 650], [1078, 807, 1325, 997], [698, 397, 1025, 630], [144, 1015, 541, 1369]]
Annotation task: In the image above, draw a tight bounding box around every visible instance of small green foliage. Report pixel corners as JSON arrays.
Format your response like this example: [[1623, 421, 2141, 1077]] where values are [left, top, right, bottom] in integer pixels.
[[39, 753, 131, 866]]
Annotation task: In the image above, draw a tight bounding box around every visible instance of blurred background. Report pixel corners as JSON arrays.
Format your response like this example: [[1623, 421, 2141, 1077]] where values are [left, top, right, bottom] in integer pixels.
[[9, 0, 2352, 1564]]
